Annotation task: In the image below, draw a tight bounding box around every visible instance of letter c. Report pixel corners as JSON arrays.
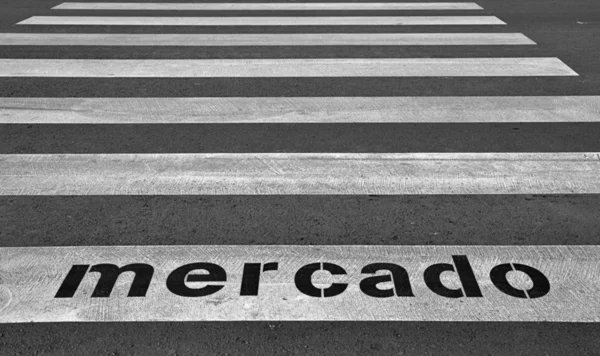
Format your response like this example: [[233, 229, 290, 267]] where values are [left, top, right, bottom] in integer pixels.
[[294, 262, 348, 298]]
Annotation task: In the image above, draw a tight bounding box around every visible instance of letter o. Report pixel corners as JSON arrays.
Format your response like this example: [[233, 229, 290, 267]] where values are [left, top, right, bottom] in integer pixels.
[[490, 263, 550, 299]]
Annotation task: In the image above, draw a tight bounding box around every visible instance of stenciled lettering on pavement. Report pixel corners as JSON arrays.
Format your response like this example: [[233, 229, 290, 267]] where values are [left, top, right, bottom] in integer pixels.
[[54, 255, 550, 300]]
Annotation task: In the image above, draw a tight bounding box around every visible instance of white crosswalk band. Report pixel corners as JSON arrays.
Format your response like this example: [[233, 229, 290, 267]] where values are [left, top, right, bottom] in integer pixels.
[[52, 2, 485, 10], [0, 245, 598, 322], [1, 96, 598, 124], [0, 58, 578, 77], [0, 33, 536, 46], [17, 16, 506, 26], [1, 153, 599, 195]]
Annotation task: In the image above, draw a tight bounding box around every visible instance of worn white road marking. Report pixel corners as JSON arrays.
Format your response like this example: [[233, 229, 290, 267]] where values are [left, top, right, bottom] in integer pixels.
[[1, 153, 599, 195], [17, 16, 506, 26], [2, 96, 599, 124], [0, 245, 598, 322], [0, 58, 577, 77], [0, 33, 535, 46], [53, 2, 484, 10]]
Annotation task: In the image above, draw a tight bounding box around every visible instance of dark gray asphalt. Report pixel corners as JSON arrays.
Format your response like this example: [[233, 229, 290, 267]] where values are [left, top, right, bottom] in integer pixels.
[[2, 322, 600, 356], [2, 195, 600, 247], [5, 123, 600, 153], [1, 0, 599, 354], [0, 45, 550, 59]]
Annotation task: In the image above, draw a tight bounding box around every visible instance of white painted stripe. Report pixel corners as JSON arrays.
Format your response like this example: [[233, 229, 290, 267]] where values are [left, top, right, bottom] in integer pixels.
[[0, 33, 535, 46], [2, 96, 598, 124], [17, 16, 506, 26], [0, 245, 598, 322], [0, 58, 577, 77], [1, 153, 599, 195], [53, 2, 484, 10]]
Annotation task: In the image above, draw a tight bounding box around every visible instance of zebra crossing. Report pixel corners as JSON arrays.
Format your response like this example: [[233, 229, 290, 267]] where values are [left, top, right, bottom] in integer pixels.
[[0, 0, 599, 326]]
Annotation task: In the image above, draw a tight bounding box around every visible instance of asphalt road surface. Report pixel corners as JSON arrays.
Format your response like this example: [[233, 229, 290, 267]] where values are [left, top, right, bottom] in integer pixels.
[[0, 0, 599, 354]]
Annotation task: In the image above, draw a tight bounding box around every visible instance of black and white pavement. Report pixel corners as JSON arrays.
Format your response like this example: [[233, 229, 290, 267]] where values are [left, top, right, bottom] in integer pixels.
[[0, 0, 599, 354]]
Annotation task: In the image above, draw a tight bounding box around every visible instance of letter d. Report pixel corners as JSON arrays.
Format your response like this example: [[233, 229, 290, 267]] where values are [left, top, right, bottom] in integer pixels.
[[424, 255, 483, 298]]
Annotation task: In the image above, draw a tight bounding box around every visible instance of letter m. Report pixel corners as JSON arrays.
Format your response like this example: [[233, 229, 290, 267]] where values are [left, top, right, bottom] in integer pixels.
[[55, 264, 154, 298]]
